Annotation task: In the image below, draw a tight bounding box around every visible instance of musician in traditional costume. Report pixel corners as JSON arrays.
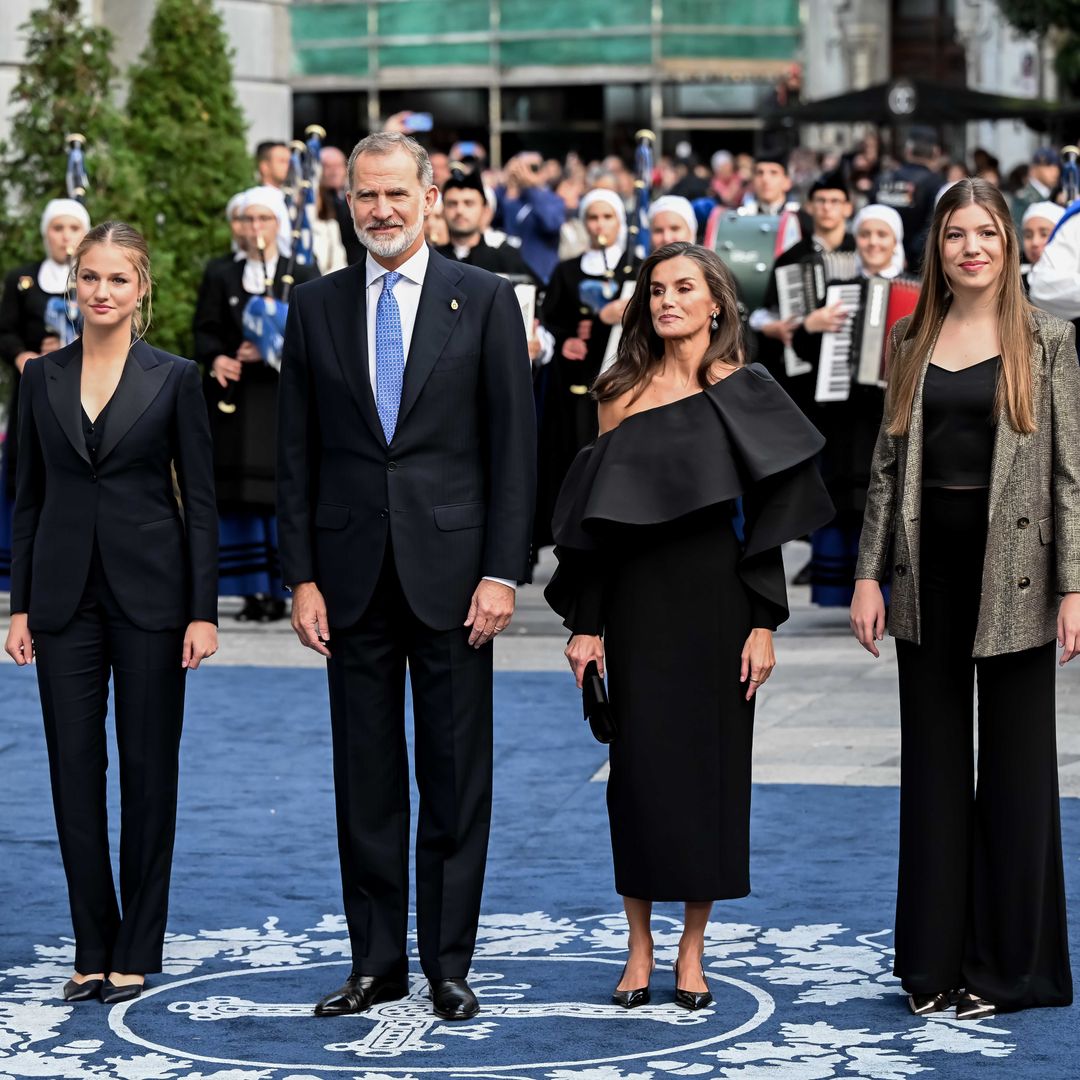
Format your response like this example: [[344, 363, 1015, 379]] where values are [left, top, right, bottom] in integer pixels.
[[437, 165, 537, 280], [193, 185, 319, 621], [752, 173, 855, 414], [1020, 201, 1064, 293], [534, 189, 639, 550], [0, 199, 91, 589], [647, 195, 697, 246], [789, 203, 919, 606]]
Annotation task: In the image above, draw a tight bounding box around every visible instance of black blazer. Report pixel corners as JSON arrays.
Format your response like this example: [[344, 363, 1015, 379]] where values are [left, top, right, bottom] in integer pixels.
[[277, 249, 537, 631], [11, 340, 218, 632]]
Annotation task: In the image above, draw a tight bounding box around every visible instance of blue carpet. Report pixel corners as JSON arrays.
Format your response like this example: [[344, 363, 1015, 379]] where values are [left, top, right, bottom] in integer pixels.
[[0, 665, 1077, 1079]]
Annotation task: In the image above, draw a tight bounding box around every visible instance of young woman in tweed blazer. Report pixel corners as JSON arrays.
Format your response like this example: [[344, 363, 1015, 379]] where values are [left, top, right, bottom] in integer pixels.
[[851, 178, 1080, 1020]]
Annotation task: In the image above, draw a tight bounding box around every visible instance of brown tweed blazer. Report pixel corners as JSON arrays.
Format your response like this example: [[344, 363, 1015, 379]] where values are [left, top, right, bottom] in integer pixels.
[[855, 307, 1080, 657]]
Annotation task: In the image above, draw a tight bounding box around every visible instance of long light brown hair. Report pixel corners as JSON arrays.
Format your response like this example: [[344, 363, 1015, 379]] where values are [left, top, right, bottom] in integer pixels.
[[593, 242, 743, 403], [72, 221, 154, 341], [885, 178, 1035, 435]]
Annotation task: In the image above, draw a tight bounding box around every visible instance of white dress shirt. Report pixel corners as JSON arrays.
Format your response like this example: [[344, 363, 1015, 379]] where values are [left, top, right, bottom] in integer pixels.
[[364, 243, 516, 591]]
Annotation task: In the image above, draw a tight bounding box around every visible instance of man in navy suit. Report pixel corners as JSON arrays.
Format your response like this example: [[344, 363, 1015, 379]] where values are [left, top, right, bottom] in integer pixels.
[[277, 132, 536, 1021]]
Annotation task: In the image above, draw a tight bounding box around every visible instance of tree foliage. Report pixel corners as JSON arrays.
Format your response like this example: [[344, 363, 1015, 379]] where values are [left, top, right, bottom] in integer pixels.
[[0, 0, 138, 274], [998, 0, 1080, 92], [125, 0, 253, 356]]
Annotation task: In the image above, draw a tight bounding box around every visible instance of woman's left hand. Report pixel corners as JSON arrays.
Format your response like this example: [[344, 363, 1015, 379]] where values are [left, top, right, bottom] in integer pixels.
[[1058, 593, 1080, 665], [182, 621, 218, 670], [740, 628, 775, 701]]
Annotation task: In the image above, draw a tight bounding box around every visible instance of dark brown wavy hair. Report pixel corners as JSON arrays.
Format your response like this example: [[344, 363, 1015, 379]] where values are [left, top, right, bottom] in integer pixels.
[[886, 177, 1035, 436], [593, 242, 744, 403]]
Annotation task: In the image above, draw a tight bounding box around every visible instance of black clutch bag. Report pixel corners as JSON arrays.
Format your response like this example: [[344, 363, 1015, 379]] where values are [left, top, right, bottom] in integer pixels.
[[582, 661, 617, 744]]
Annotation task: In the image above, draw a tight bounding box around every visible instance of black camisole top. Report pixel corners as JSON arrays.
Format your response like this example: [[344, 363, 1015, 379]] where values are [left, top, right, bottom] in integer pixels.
[[922, 357, 999, 488]]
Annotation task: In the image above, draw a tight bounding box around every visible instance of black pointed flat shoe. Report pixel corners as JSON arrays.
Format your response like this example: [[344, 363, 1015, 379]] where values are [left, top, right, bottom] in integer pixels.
[[101, 978, 144, 1004], [62, 977, 103, 1002], [612, 962, 651, 1009], [908, 990, 957, 1016], [673, 960, 713, 1010], [956, 991, 998, 1020], [314, 971, 408, 1016]]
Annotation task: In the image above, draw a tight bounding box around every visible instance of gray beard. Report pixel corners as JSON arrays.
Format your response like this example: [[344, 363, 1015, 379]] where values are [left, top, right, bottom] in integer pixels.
[[357, 217, 424, 258]]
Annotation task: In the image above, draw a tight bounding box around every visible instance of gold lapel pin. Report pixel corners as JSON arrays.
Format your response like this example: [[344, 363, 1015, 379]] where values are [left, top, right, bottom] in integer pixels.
[[450, 299, 459, 310], [18, 275, 33, 291]]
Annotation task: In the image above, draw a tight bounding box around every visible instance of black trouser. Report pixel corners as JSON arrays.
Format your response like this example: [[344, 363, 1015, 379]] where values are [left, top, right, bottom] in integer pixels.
[[33, 549, 186, 975], [894, 487, 1072, 1010], [326, 538, 493, 982]]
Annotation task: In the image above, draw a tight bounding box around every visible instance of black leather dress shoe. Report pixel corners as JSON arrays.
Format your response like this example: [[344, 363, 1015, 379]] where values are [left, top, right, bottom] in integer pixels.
[[101, 978, 144, 1004], [955, 991, 997, 1020], [908, 990, 958, 1016], [429, 977, 480, 1020], [62, 977, 103, 1002], [314, 972, 408, 1016]]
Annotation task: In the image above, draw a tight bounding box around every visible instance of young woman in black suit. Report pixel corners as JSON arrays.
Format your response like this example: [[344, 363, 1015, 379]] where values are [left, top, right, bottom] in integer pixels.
[[4, 221, 218, 1005]]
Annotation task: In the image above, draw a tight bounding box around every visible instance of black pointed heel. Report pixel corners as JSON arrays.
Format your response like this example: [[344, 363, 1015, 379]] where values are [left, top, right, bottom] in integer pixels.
[[612, 962, 651, 1009], [62, 977, 103, 1002], [673, 960, 713, 1010]]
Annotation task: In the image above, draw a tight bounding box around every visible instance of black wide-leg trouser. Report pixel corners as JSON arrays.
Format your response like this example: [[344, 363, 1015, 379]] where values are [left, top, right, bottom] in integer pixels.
[[326, 537, 493, 983], [894, 486, 1072, 1010], [33, 551, 186, 975]]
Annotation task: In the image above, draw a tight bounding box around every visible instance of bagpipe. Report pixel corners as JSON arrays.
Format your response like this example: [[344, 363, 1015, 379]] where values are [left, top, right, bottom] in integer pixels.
[[43, 133, 87, 347], [1046, 144, 1079, 245], [578, 129, 654, 318], [222, 125, 325, 415]]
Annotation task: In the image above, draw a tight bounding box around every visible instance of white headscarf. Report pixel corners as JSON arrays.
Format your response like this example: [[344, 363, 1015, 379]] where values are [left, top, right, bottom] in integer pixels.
[[226, 191, 247, 257], [853, 203, 905, 280], [648, 195, 697, 241], [579, 188, 628, 276], [38, 198, 91, 294], [1022, 201, 1065, 229], [240, 185, 290, 294]]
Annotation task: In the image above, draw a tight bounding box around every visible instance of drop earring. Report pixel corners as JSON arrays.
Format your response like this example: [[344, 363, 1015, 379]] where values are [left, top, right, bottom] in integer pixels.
[[710, 312, 719, 331]]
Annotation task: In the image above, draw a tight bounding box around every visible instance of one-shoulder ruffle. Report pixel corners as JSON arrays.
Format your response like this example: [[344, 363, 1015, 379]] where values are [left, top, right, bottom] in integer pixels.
[[545, 363, 835, 631]]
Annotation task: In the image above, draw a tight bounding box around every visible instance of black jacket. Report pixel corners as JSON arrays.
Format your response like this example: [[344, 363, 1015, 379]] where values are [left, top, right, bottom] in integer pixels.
[[276, 249, 537, 631], [11, 340, 218, 632]]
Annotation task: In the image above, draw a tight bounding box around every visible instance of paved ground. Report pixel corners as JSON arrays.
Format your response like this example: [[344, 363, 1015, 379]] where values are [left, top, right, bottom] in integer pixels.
[[183, 541, 1080, 797]]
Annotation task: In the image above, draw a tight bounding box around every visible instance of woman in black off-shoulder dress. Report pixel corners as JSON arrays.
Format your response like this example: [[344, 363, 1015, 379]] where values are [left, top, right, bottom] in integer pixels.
[[546, 243, 833, 1010]]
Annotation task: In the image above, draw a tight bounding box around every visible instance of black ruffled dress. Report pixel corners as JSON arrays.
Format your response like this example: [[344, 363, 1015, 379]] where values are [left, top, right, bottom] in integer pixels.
[[545, 364, 833, 901]]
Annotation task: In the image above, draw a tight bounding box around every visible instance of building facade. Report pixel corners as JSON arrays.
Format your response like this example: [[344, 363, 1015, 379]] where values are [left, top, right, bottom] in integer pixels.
[[291, 0, 801, 164]]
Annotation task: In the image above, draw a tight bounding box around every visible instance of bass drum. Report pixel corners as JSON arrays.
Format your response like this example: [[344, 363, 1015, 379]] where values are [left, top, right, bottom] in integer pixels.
[[705, 209, 795, 311]]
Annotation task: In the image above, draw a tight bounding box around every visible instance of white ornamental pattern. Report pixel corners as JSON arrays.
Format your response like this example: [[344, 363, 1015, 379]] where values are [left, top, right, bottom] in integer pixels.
[[0, 912, 1017, 1080]]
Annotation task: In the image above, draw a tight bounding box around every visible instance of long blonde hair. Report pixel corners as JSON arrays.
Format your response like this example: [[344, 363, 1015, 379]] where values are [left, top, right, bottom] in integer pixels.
[[885, 178, 1035, 436], [72, 221, 154, 341]]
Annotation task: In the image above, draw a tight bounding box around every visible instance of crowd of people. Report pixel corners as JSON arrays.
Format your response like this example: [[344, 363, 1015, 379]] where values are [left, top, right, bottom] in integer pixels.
[[1, 121, 1079, 1025]]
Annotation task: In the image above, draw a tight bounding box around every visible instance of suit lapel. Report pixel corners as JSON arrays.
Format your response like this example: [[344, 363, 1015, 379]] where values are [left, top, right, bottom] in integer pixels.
[[397, 252, 465, 430], [987, 328, 1042, 526], [43, 341, 89, 465], [326, 261, 385, 446], [96, 341, 171, 463]]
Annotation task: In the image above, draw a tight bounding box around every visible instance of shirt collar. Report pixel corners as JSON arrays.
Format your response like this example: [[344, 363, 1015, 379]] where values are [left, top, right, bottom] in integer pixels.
[[365, 241, 430, 289]]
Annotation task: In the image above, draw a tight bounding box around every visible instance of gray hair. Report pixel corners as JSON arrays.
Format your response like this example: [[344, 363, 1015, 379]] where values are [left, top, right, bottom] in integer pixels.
[[347, 131, 434, 192]]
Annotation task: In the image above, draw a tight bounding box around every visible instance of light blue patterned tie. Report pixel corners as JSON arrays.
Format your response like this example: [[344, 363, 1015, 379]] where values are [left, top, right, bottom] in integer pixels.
[[375, 270, 405, 442]]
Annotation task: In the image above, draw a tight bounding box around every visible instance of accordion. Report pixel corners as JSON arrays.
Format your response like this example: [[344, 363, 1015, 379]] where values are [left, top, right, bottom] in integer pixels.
[[775, 250, 857, 376], [815, 275, 921, 403]]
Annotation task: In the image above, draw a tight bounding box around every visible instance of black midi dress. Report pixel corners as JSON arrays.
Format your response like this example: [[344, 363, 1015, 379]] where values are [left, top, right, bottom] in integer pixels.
[[546, 364, 833, 901]]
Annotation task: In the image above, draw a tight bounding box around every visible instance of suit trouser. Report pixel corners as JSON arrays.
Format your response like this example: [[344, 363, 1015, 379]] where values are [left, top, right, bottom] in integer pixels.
[[32, 549, 186, 974], [326, 538, 493, 982], [894, 487, 1072, 1009]]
